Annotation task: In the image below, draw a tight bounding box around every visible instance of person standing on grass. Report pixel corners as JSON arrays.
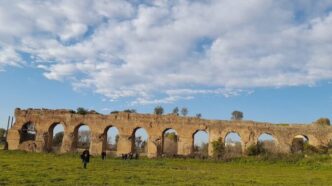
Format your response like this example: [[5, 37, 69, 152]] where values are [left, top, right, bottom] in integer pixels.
[[81, 149, 90, 169], [101, 151, 106, 160]]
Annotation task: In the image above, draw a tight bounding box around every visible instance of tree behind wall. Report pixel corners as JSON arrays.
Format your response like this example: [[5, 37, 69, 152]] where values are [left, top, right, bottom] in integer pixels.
[[77, 107, 88, 115], [52, 132, 64, 146], [0, 128, 6, 144], [78, 131, 90, 148], [231, 111, 243, 120], [172, 107, 179, 115], [154, 106, 164, 115], [181, 107, 188, 116], [315, 118, 330, 126]]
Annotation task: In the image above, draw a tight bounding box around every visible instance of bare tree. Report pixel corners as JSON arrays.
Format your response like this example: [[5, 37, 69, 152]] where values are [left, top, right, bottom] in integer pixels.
[[53, 132, 64, 146], [172, 107, 179, 115], [78, 130, 90, 148]]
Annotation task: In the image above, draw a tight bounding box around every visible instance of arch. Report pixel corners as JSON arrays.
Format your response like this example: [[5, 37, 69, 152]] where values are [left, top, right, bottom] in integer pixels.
[[291, 134, 309, 153], [224, 132, 242, 156], [102, 126, 119, 156], [257, 133, 277, 154], [20, 122, 36, 143], [193, 130, 209, 157], [162, 128, 178, 156], [47, 123, 65, 152], [131, 127, 148, 155], [73, 124, 91, 151]]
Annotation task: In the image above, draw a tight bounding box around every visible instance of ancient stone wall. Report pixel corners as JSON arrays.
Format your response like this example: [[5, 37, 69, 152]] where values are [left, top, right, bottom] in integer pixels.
[[6, 108, 332, 157]]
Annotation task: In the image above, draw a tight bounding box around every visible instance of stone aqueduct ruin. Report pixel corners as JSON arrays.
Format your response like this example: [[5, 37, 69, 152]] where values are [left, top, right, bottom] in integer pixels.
[[6, 108, 332, 157]]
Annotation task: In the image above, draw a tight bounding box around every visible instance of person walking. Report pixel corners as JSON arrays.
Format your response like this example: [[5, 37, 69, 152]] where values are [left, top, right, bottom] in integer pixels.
[[81, 149, 90, 169]]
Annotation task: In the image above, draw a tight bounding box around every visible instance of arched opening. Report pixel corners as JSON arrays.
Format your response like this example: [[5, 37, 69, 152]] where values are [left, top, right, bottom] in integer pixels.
[[74, 124, 91, 152], [48, 123, 64, 152], [20, 122, 36, 143], [291, 135, 309, 153], [162, 129, 178, 156], [131, 128, 148, 156], [225, 132, 242, 157], [103, 126, 119, 157], [257, 133, 277, 154], [193, 130, 209, 157]]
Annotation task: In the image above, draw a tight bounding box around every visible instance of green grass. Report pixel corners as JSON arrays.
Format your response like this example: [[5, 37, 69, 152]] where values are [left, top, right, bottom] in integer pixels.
[[1, 150, 332, 185]]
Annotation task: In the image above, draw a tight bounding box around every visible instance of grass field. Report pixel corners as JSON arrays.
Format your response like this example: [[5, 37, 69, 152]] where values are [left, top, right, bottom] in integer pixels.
[[1, 150, 332, 185]]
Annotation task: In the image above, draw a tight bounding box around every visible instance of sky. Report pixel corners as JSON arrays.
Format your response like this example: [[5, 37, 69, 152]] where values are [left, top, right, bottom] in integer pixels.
[[1, 0, 332, 138]]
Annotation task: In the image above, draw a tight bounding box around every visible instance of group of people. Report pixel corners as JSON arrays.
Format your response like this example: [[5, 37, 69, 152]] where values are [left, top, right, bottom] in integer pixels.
[[80, 150, 140, 169], [121, 152, 139, 160]]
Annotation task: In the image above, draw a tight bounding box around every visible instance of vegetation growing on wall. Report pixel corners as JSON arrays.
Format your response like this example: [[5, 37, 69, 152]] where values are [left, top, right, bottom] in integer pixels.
[[211, 138, 225, 159]]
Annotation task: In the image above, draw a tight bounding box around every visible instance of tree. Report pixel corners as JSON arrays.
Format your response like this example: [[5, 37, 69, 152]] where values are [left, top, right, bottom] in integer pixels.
[[231, 111, 243, 120], [89, 110, 100, 114], [0, 128, 6, 138], [0, 128, 6, 143], [110, 110, 119, 114], [196, 113, 202, 118], [135, 136, 147, 152], [78, 130, 90, 148], [181, 107, 188, 116], [154, 106, 164, 115], [77, 107, 88, 115], [172, 107, 179, 115], [315, 118, 330, 126], [123, 109, 136, 113], [115, 135, 119, 144], [52, 132, 64, 146]]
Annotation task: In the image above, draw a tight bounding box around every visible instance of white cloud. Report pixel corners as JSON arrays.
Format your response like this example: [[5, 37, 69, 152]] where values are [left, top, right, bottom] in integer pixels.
[[0, 47, 24, 70], [0, 0, 332, 104]]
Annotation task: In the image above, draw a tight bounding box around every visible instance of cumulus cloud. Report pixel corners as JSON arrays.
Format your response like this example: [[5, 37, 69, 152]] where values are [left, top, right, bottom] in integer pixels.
[[0, 0, 332, 103]]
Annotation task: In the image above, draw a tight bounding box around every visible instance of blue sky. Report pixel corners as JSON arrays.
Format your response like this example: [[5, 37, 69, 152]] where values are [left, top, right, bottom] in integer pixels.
[[1, 65, 331, 129], [1, 0, 332, 133]]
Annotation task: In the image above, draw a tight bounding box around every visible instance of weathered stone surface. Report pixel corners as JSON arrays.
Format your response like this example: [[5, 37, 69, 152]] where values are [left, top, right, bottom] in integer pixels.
[[7, 108, 332, 157], [18, 140, 38, 152]]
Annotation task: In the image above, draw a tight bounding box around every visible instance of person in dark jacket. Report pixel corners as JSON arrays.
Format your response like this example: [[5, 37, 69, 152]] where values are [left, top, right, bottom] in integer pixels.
[[81, 149, 90, 169], [101, 151, 106, 160]]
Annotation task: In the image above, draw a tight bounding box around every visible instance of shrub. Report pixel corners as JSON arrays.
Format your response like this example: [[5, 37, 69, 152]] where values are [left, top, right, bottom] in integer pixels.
[[89, 110, 100, 114], [224, 142, 243, 160], [52, 132, 64, 146], [327, 140, 332, 149], [76, 107, 88, 115], [314, 118, 330, 126], [291, 138, 306, 153], [211, 137, 225, 159], [303, 143, 327, 154], [196, 113, 202, 118], [291, 139, 328, 155], [68, 110, 76, 114], [123, 109, 136, 113], [247, 142, 266, 156], [110, 111, 119, 114]]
